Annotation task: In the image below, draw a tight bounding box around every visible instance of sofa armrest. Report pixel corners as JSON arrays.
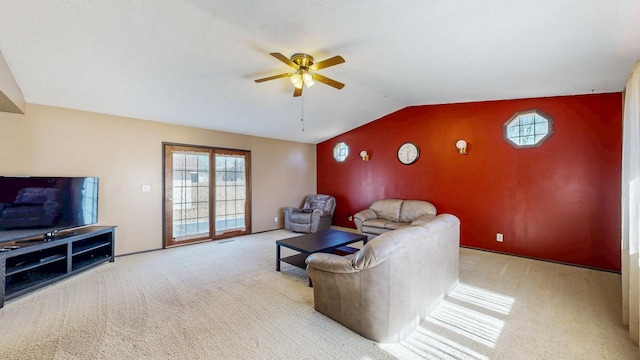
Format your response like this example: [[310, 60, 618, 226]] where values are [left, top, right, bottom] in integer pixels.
[[306, 253, 359, 273], [353, 208, 377, 233], [352, 228, 414, 270], [354, 208, 377, 221]]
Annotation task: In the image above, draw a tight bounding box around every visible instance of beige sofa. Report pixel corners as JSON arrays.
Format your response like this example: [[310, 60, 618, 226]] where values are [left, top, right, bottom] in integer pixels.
[[353, 199, 437, 236], [306, 214, 460, 343]]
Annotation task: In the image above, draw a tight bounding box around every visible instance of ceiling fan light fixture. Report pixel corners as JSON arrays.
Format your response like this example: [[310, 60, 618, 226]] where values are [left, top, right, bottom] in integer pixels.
[[302, 71, 314, 88], [290, 73, 303, 89]]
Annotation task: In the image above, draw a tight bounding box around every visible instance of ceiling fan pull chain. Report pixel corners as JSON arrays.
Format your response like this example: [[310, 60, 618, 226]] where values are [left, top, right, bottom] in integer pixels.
[[300, 96, 305, 132]]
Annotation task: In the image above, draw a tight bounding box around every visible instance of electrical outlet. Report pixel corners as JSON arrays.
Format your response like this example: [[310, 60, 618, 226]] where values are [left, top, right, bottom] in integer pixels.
[[497, 233, 504, 242], [274, 216, 278, 223], [142, 185, 151, 192]]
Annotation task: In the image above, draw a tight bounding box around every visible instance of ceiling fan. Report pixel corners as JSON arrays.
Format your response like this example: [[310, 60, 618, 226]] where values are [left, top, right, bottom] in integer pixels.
[[255, 53, 345, 97]]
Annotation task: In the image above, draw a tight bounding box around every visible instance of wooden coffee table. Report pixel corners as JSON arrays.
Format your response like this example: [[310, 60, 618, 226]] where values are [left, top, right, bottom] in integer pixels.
[[276, 229, 367, 286]]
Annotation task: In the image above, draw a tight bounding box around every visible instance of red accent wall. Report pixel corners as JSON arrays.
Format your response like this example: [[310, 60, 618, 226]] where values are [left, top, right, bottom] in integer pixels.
[[317, 93, 622, 271]]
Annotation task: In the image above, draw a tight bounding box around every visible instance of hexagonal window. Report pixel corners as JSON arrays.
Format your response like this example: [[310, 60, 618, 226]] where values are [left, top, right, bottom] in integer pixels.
[[333, 142, 349, 162], [503, 109, 553, 148]]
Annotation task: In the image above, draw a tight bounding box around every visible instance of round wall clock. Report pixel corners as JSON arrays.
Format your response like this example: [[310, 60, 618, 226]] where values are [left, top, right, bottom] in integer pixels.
[[397, 142, 419, 165]]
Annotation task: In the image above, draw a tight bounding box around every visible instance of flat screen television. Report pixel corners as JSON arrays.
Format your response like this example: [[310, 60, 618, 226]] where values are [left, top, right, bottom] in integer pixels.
[[0, 176, 99, 243]]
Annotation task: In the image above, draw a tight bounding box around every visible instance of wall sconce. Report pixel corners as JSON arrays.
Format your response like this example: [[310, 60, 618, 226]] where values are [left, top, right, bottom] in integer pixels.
[[455, 140, 468, 155], [360, 150, 370, 161]]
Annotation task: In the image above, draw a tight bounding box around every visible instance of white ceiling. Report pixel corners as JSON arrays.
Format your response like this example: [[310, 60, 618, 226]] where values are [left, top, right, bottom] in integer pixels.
[[1, 1, 639, 144]]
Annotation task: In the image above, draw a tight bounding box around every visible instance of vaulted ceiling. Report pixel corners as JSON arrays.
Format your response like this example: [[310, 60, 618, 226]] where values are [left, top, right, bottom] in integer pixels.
[[1, 1, 639, 144]]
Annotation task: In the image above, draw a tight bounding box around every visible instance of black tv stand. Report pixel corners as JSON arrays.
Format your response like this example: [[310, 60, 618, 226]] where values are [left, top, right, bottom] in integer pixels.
[[44, 230, 78, 241], [0, 226, 115, 308]]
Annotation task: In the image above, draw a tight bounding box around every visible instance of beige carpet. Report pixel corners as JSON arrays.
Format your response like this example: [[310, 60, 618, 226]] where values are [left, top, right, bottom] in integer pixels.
[[0, 230, 637, 360]]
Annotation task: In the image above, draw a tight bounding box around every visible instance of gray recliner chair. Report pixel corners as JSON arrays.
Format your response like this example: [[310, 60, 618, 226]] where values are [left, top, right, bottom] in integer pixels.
[[284, 194, 336, 233]]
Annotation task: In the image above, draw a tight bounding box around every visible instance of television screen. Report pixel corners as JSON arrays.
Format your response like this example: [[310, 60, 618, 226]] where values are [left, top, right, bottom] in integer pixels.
[[0, 176, 99, 242]]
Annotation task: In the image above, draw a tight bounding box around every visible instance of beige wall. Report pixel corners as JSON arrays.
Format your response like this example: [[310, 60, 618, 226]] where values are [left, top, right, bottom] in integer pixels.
[[0, 104, 317, 255]]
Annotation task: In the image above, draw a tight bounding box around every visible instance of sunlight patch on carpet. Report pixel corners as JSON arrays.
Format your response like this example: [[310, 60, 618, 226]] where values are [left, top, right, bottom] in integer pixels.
[[379, 325, 489, 360], [379, 282, 515, 359], [449, 283, 515, 315], [427, 301, 504, 348]]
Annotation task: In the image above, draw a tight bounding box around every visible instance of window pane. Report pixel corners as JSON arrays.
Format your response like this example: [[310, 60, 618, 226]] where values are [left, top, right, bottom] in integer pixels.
[[504, 110, 553, 148], [172, 152, 210, 240], [333, 142, 349, 162], [535, 122, 548, 135], [214, 153, 247, 233]]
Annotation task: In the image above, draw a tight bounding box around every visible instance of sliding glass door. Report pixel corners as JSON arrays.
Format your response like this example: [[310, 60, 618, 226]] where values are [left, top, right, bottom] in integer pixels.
[[214, 149, 250, 236], [163, 144, 251, 247]]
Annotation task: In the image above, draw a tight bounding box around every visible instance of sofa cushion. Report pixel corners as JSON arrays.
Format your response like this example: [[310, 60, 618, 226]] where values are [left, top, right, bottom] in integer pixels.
[[370, 199, 403, 222], [363, 219, 388, 228], [399, 200, 437, 223], [361, 218, 411, 232], [384, 222, 412, 231], [362, 225, 389, 235]]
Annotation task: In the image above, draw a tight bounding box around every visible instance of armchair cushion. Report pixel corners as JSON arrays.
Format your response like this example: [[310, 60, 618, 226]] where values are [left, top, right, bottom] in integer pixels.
[[289, 210, 320, 223], [302, 195, 335, 215]]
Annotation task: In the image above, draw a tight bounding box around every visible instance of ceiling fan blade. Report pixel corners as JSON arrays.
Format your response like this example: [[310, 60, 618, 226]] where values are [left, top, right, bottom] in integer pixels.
[[254, 73, 291, 83], [312, 73, 345, 89], [293, 86, 303, 97], [270, 52, 299, 69], [309, 55, 345, 71]]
